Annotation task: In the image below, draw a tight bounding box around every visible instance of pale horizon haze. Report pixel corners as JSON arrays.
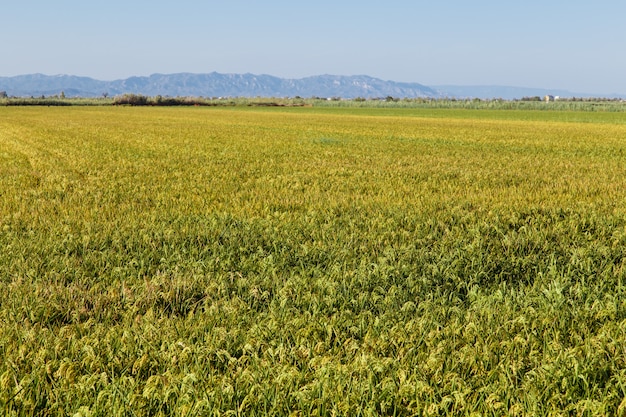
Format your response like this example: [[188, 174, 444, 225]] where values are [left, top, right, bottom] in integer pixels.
[[3, 0, 625, 95]]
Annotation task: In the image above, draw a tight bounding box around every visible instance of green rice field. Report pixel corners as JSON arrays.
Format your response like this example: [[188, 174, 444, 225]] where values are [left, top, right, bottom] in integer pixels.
[[2, 106, 626, 416]]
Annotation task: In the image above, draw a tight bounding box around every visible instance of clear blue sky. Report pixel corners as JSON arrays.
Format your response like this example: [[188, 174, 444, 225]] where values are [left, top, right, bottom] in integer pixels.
[[3, 1, 625, 94]]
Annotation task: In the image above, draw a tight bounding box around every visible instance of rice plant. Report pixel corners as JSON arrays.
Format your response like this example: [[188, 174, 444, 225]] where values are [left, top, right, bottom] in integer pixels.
[[1, 106, 626, 415]]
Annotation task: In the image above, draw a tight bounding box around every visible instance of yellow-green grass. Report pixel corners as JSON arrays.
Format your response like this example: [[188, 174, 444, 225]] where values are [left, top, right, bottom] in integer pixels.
[[2, 106, 626, 416]]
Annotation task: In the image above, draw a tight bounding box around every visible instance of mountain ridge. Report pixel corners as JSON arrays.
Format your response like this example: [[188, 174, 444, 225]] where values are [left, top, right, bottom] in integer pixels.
[[0, 73, 440, 99], [0, 73, 622, 99]]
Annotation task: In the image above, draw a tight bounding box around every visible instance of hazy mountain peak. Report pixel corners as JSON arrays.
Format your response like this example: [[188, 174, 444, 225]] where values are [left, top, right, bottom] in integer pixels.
[[1, 73, 618, 99], [0, 72, 440, 98]]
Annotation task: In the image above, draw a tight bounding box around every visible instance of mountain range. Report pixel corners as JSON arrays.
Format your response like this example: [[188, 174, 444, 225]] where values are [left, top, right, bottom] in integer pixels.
[[0, 73, 620, 100], [0, 73, 439, 99]]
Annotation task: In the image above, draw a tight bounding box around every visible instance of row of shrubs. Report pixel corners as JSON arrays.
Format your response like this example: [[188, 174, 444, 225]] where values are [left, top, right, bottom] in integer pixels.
[[0, 94, 222, 107], [4, 94, 626, 109], [2, 98, 73, 106], [112, 94, 309, 107], [112, 94, 217, 106]]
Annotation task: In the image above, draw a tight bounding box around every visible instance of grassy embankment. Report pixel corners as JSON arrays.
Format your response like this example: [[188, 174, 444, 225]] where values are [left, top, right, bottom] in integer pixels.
[[2, 106, 626, 415]]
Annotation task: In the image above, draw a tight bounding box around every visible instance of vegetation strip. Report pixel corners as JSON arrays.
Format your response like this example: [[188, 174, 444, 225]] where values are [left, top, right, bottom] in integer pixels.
[[1, 106, 626, 415]]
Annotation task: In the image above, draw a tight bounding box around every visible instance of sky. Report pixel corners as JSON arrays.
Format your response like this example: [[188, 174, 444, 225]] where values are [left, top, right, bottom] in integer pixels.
[[3, 1, 626, 94]]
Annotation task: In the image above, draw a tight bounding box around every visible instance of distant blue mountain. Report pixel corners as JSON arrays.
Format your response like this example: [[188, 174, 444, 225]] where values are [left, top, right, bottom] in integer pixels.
[[1, 73, 621, 99], [0, 73, 440, 99]]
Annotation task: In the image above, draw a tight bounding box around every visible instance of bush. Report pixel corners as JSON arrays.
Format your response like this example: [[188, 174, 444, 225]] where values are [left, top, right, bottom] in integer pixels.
[[113, 94, 149, 106]]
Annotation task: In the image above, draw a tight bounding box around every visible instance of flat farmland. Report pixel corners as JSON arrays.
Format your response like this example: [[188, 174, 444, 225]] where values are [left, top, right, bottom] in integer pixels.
[[2, 106, 626, 416]]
